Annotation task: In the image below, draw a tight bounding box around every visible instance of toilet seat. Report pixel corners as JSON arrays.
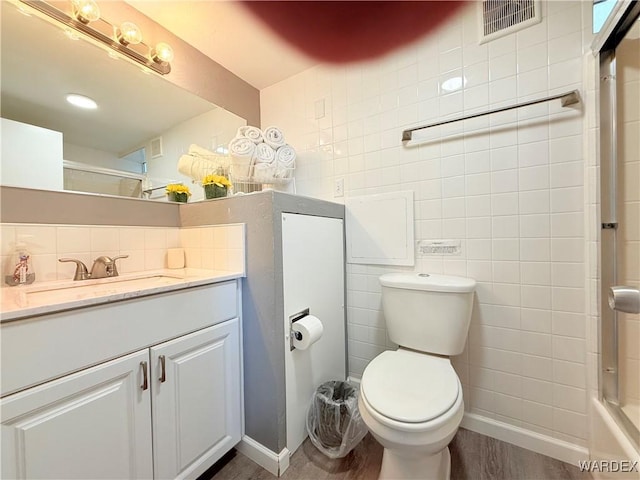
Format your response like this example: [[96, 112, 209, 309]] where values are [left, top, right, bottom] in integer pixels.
[[361, 349, 460, 424]]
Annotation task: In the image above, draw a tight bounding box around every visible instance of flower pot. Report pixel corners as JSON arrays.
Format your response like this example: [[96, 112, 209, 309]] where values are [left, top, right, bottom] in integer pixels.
[[204, 184, 228, 199], [167, 192, 189, 203]]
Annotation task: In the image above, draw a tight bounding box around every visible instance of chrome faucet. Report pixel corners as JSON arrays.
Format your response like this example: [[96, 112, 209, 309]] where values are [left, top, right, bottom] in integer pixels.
[[59, 255, 129, 280]]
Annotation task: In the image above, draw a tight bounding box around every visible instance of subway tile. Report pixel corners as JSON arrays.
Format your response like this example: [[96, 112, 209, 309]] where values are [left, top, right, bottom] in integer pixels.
[[491, 169, 519, 193], [521, 330, 552, 357], [522, 400, 554, 429], [466, 195, 492, 217], [553, 408, 587, 439], [517, 42, 548, 74], [550, 161, 584, 188], [520, 238, 550, 262], [552, 287, 585, 314], [551, 187, 583, 214], [520, 214, 550, 238], [521, 285, 551, 310], [519, 190, 550, 215], [57, 227, 91, 254], [552, 336, 586, 363], [493, 261, 520, 284], [518, 141, 549, 168], [521, 262, 551, 286], [119, 228, 145, 251], [517, 67, 548, 97], [466, 217, 491, 239], [553, 359, 587, 389], [489, 76, 518, 105], [551, 212, 583, 237], [519, 165, 549, 191], [548, 32, 582, 65], [465, 151, 491, 174], [549, 135, 583, 164], [552, 311, 587, 339], [90, 227, 119, 253], [494, 393, 522, 421], [522, 377, 553, 405], [551, 262, 585, 288], [521, 308, 552, 333], [551, 238, 584, 262], [32, 254, 57, 282], [522, 354, 553, 381]]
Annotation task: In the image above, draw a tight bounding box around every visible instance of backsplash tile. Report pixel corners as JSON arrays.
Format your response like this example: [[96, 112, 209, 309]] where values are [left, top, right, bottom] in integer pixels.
[[0, 223, 246, 283]]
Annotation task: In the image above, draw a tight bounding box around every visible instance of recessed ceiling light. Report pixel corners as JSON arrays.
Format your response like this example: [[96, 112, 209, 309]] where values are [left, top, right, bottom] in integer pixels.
[[66, 94, 98, 109]]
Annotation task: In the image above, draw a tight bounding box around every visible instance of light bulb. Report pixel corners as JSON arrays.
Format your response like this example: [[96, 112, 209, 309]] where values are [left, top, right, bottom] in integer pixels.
[[151, 42, 174, 64], [117, 21, 142, 46], [72, 0, 100, 24]]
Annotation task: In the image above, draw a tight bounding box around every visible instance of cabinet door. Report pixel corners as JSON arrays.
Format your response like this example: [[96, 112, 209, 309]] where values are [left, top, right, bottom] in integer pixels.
[[1, 350, 153, 480], [151, 319, 241, 480]]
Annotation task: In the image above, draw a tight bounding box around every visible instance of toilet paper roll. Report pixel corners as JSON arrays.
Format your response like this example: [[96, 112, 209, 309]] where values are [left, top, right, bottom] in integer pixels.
[[292, 315, 324, 350], [167, 248, 185, 269]]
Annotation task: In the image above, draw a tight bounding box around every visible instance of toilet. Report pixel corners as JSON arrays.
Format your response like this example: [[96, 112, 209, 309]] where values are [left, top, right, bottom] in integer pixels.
[[358, 273, 476, 480]]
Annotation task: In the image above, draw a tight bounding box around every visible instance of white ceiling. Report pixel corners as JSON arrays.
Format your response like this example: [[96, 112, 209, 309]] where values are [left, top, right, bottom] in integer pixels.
[[126, 1, 317, 90]]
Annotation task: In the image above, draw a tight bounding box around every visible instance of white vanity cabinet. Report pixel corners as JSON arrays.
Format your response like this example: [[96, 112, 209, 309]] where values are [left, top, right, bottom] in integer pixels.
[[1, 349, 154, 479], [151, 319, 241, 479], [1, 280, 243, 480]]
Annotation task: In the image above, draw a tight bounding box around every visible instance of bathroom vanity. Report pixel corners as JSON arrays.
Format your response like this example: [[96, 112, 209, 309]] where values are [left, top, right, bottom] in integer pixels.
[[1, 270, 243, 480]]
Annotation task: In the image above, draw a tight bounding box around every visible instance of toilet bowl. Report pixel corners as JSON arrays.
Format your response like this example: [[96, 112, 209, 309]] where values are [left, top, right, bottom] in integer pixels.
[[358, 273, 475, 480]]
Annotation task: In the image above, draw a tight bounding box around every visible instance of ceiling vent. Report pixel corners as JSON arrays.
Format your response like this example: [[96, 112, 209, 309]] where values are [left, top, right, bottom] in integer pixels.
[[478, 0, 542, 44]]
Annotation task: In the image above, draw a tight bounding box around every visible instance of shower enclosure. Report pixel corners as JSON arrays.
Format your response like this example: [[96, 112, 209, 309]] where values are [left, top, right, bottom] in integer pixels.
[[598, 1, 640, 450]]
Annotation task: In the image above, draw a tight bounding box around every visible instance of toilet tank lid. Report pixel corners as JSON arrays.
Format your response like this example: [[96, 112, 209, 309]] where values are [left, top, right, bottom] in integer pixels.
[[379, 273, 476, 293]]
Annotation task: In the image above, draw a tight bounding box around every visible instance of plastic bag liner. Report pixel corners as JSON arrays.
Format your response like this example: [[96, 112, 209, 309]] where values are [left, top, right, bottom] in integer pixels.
[[306, 380, 368, 459]]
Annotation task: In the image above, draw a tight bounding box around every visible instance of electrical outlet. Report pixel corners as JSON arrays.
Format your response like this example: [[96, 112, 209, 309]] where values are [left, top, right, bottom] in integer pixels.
[[334, 177, 344, 197]]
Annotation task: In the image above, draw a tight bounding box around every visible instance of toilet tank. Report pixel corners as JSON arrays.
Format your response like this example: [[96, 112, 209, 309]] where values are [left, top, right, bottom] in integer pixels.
[[379, 273, 476, 356]]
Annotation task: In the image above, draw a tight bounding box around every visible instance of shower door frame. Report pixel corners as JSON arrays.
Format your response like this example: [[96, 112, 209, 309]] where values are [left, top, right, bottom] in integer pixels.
[[598, 0, 640, 450]]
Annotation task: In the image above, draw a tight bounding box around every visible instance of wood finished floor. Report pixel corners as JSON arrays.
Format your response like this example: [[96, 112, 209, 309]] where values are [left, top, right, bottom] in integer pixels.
[[203, 429, 592, 480]]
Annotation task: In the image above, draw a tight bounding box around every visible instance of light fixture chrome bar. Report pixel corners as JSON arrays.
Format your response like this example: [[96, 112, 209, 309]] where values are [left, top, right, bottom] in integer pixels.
[[19, 0, 171, 75], [401, 89, 581, 141]]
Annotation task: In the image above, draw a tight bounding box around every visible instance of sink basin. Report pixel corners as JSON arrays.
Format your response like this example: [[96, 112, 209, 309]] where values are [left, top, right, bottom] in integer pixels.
[[24, 274, 186, 305]]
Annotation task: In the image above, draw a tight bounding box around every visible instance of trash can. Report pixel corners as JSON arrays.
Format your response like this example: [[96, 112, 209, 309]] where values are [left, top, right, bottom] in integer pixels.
[[306, 380, 368, 458]]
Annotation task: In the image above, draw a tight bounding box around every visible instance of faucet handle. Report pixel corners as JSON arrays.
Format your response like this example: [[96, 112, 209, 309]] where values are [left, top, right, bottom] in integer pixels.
[[110, 255, 129, 277], [58, 258, 90, 281]]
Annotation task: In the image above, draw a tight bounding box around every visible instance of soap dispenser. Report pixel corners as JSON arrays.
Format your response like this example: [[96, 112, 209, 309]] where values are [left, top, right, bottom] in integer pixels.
[[5, 236, 35, 286]]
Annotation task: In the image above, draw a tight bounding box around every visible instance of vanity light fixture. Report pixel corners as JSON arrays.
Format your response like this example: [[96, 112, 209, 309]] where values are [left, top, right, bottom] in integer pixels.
[[71, 0, 100, 24], [116, 21, 142, 46], [66, 93, 98, 109], [17, 0, 174, 75]]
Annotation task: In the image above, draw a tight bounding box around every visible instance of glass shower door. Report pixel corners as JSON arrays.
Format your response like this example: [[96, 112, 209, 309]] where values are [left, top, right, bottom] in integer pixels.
[[600, 7, 640, 448]]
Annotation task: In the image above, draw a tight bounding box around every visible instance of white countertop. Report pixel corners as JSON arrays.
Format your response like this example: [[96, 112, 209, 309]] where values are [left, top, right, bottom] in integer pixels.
[[0, 268, 243, 323]]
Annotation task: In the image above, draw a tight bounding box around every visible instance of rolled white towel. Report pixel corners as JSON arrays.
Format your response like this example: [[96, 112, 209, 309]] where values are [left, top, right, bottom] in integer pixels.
[[177, 154, 195, 179], [274, 145, 296, 179], [252, 143, 276, 183], [236, 126, 264, 144], [229, 136, 256, 180], [188, 144, 217, 158], [263, 126, 286, 149], [177, 154, 218, 182]]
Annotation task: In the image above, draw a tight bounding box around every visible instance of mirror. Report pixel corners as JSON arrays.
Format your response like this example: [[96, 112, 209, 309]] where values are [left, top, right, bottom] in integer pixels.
[[0, 1, 246, 201]]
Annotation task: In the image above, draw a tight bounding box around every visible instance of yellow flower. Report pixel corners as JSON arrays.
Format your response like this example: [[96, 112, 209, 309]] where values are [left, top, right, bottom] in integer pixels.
[[165, 184, 191, 196], [202, 174, 233, 188]]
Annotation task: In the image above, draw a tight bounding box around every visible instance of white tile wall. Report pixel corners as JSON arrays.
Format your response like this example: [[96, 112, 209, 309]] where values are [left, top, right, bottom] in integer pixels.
[[262, 1, 593, 447], [0, 223, 245, 282]]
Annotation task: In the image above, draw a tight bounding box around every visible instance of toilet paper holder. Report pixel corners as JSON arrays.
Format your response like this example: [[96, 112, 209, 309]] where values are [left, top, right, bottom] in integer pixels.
[[289, 307, 310, 351]]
